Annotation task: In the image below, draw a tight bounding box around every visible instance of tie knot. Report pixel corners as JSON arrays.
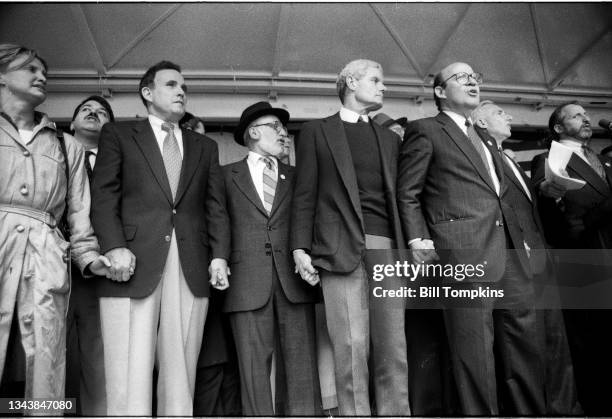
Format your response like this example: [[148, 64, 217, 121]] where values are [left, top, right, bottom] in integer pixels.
[[261, 156, 274, 170], [161, 122, 174, 133]]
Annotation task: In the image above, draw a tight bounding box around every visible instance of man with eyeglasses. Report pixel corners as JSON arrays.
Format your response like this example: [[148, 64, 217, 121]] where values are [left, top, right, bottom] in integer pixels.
[[398, 62, 546, 415], [65, 95, 114, 415], [291, 59, 409, 416], [208, 101, 321, 415]]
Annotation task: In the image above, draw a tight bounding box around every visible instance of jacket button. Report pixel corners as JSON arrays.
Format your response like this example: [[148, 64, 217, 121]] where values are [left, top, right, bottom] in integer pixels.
[[165, 235, 171, 242], [267, 226, 272, 231], [62, 253, 69, 263], [172, 209, 177, 214], [20, 185, 28, 195], [23, 150, 30, 157], [265, 243, 272, 248], [22, 314, 33, 325], [496, 220, 504, 227], [266, 251, 272, 256], [16, 225, 25, 233]]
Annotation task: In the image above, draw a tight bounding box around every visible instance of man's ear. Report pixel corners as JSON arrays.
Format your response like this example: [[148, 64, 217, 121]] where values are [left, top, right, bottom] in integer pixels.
[[69, 122, 75, 132], [346, 74, 358, 92], [474, 117, 487, 129], [434, 85, 446, 101], [553, 123, 564, 136], [141, 86, 152, 104]]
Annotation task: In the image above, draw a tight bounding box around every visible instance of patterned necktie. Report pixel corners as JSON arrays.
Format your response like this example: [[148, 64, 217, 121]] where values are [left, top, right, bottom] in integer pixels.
[[84, 150, 94, 180], [465, 121, 502, 193], [161, 122, 182, 199], [261, 156, 277, 215], [582, 143, 606, 180]]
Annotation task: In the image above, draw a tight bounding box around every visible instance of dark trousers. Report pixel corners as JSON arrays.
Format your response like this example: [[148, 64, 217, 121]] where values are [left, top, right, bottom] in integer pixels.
[[229, 269, 321, 416], [444, 250, 545, 415]]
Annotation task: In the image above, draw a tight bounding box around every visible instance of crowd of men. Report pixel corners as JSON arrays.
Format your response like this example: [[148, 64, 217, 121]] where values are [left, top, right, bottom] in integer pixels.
[[1, 42, 611, 416]]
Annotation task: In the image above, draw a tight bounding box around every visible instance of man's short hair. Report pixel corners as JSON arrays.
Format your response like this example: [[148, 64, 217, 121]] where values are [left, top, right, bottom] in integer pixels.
[[432, 70, 446, 111], [548, 101, 579, 141], [72, 95, 115, 122], [0, 43, 48, 74], [138, 60, 181, 108], [336, 59, 381, 104], [471, 100, 496, 124], [179, 111, 204, 131]]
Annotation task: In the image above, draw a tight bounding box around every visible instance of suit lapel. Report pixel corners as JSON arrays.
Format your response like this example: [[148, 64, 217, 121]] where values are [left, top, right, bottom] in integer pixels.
[[371, 122, 394, 193], [437, 113, 497, 193], [501, 151, 531, 202], [174, 129, 202, 205], [132, 120, 173, 204], [568, 153, 611, 197], [269, 162, 291, 218], [232, 159, 268, 217], [321, 113, 363, 225]]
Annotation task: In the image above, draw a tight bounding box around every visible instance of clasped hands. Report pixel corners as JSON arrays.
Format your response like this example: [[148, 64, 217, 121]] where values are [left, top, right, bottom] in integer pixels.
[[209, 258, 230, 290], [293, 249, 320, 286]]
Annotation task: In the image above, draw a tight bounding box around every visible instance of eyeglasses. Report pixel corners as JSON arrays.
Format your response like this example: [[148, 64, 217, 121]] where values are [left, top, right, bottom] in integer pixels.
[[441, 72, 483, 86], [250, 120, 285, 133]]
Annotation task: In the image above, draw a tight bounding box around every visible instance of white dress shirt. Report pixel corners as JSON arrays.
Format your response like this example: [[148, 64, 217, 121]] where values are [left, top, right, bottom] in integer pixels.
[[148, 114, 184, 157], [246, 151, 278, 206], [558, 138, 590, 166], [502, 151, 532, 201], [340, 107, 369, 123]]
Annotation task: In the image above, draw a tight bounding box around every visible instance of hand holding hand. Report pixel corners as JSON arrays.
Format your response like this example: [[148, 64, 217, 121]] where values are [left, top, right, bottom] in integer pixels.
[[209, 258, 230, 290], [88, 254, 113, 278], [105, 247, 136, 282], [293, 249, 320, 286], [409, 239, 439, 264]]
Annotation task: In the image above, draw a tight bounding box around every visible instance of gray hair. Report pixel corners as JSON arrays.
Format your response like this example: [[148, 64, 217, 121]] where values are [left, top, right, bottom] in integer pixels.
[[336, 59, 382, 104]]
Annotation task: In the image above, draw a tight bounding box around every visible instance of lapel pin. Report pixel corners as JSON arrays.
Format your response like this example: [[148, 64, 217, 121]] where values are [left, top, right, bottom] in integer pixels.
[[606, 162, 611, 167], [280, 174, 286, 180], [487, 141, 493, 147]]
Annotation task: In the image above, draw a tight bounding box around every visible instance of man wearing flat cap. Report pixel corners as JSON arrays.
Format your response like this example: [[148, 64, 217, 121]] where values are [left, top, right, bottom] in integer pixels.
[[66, 95, 114, 415], [208, 101, 321, 415]]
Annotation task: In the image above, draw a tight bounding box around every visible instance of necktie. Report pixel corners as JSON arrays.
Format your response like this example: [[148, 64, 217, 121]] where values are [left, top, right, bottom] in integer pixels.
[[582, 143, 606, 181], [261, 157, 277, 215], [465, 122, 502, 193], [84, 150, 94, 180], [161, 122, 182, 199]]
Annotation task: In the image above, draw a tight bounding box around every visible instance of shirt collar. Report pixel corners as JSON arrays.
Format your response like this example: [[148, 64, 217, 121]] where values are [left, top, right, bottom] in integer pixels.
[[443, 110, 469, 131], [559, 138, 586, 149], [340, 107, 368, 123], [247, 151, 277, 168], [148, 114, 179, 132]]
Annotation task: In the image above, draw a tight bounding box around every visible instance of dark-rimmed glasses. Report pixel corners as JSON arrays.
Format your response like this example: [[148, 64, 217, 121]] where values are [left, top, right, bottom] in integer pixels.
[[441, 72, 483, 86], [250, 120, 285, 133]]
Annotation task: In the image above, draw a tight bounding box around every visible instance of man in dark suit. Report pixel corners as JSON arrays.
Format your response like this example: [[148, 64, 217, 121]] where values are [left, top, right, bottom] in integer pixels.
[[290, 59, 409, 416], [66, 95, 114, 416], [472, 100, 580, 415], [532, 102, 612, 415], [208, 101, 321, 415], [398, 62, 545, 415], [91, 61, 222, 416]]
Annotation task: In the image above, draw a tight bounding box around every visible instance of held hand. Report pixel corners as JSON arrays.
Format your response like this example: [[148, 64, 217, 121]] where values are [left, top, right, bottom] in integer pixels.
[[105, 247, 136, 282], [539, 179, 567, 199], [409, 239, 439, 264], [293, 249, 320, 286], [209, 258, 230, 290], [88, 255, 112, 278]]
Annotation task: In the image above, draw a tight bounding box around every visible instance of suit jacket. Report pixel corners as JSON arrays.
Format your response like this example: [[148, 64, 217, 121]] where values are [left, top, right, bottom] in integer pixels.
[[398, 112, 512, 281], [91, 119, 223, 298], [210, 158, 318, 312], [494, 142, 549, 277], [532, 150, 612, 250], [290, 113, 406, 274]]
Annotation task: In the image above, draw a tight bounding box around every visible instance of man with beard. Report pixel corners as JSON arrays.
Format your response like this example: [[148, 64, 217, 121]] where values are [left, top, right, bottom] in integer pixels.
[[65, 95, 114, 415], [532, 102, 612, 415]]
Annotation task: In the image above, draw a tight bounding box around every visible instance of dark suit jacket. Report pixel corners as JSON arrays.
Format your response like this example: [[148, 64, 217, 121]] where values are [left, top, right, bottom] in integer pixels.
[[290, 113, 406, 274], [532, 150, 612, 250], [496, 144, 549, 277], [91, 119, 223, 298], [398, 113, 511, 281], [210, 158, 318, 313]]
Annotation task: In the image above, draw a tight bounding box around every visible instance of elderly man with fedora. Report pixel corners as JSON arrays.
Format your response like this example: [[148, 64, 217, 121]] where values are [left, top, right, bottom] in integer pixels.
[[208, 101, 321, 415]]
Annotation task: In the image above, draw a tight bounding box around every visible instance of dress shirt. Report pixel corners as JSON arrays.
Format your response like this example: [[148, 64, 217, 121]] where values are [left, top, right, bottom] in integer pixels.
[[502, 150, 531, 201], [246, 151, 278, 206], [87, 147, 98, 169], [340, 107, 369, 123], [443, 110, 470, 137], [558, 138, 591, 166], [19, 129, 34, 145], [148, 114, 184, 157]]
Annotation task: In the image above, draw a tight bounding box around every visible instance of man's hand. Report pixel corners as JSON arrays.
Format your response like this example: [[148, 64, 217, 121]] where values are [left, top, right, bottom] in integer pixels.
[[409, 239, 439, 264], [539, 179, 567, 199], [209, 258, 230, 290], [293, 249, 320, 286], [105, 247, 136, 282], [88, 255, 112, 278]]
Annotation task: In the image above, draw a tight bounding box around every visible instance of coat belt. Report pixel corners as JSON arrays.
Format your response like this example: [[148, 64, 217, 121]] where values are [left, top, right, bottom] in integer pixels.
[[0, 204, 57, 228]]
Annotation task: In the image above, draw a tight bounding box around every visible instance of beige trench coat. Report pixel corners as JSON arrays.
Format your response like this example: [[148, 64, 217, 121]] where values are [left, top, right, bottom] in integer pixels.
[[0, 113, 100, 405]]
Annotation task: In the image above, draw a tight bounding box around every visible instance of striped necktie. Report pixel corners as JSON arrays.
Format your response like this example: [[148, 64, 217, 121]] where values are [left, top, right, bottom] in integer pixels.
[[582, 143, 607, 181], [161, 122, 182, 199], [261, 156, 277, 215]]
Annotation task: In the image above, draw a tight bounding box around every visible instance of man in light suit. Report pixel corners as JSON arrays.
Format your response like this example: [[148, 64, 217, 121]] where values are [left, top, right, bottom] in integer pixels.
[[472, 100, 580, 415], [91, 61, 222, 416], [398, 62, 545, 415], [208, 101, 321, 415], [532, 102, 612, 415], [291, 59, 409, 416]]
